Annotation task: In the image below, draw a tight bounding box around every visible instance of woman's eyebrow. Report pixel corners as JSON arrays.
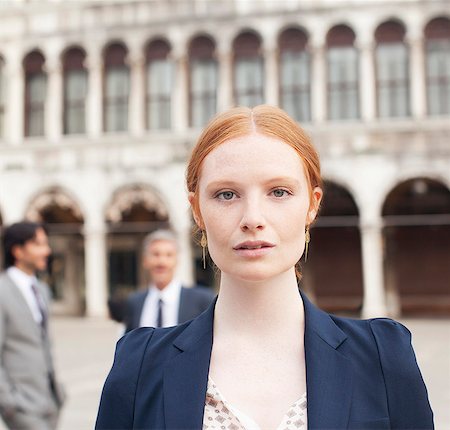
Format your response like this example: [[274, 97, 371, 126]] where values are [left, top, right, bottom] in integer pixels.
[[204, 177, 300, 190]]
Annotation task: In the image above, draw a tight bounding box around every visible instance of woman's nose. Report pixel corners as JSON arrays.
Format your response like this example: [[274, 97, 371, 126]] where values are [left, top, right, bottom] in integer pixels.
[[239, 198, 266, 232]]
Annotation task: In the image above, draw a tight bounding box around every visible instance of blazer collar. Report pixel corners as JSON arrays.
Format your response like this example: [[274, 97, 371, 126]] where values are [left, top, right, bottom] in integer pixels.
[[163, 301, 215, 430], [163, 292, 353, 429], [302, 292, 353, 429]]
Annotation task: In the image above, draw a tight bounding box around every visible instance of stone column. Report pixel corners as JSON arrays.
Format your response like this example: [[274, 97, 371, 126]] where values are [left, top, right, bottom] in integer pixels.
[[217, 43, 233, 111], [45, 58, 63, 142], [5, 50, 24, 145], [86, 50, 103, 138], [128, 50, 146, 137], [409, 37, 426, 118], [172, 54, 188, 132], [360, 221, 388, 318], [359, 42, 376, 121], [84, 224, 108, 317], [264, 45, 279, 106], [310, 44, 326, 123]]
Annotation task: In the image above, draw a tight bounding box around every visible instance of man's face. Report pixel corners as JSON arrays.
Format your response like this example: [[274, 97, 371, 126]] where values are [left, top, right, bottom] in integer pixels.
[[13, 228, 51, 275], [143, 239, 178, 290]]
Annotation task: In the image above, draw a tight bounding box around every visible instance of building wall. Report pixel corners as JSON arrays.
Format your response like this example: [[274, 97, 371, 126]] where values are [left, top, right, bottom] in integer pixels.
[[0, 0, 449, 316]]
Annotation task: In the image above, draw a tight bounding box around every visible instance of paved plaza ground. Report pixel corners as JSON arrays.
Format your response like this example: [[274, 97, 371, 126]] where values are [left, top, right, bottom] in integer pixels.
[[1, 316, 449, 429]]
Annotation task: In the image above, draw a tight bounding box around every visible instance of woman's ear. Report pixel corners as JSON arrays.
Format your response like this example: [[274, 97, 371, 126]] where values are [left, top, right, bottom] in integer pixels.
[[188, 192, 204, 229], [307, 187, 323, 224]]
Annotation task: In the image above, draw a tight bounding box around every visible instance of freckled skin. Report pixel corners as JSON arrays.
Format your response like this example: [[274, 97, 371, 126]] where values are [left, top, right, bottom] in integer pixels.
[[195, 132, 321, 284]]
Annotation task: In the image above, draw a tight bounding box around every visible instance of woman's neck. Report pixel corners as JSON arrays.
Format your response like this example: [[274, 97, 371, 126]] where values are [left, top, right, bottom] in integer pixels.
[[214, 269, 304, 339]]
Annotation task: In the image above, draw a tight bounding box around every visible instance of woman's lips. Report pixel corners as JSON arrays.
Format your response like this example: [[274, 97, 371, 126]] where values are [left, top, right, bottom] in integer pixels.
[[233, 241, 275, 258]]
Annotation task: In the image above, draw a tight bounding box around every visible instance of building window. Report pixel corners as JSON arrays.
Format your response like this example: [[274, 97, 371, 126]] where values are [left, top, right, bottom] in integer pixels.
[[375, 21, 409, 118], [0, 56, 4, 138], [146, 39, 172, 130], [326, 25, 359, 120], [279, 27, 310, 122], [425, 17, 450, 116], [189, 35, 217, 128], [104, 43, 129, 132], [24, 51, 46, 137], [63, 47, 87, 134], [233, 31, 264, 107]]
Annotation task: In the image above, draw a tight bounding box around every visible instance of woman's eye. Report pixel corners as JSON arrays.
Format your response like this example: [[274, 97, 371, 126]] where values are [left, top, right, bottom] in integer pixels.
[[272, 189, 289, 198], [217, 191, 235, 200]]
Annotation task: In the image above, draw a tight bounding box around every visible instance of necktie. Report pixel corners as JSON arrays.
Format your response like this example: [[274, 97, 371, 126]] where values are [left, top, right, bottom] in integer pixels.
[[31, 283, 47, 333], [156, 298, 163, 328]]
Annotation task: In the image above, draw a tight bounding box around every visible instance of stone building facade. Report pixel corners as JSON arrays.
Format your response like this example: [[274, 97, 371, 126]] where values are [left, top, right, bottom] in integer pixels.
[[0, 0, 449, 317]]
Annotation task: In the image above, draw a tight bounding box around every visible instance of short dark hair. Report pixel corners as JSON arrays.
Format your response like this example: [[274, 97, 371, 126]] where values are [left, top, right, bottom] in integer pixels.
[[3, 222, 45, 268]]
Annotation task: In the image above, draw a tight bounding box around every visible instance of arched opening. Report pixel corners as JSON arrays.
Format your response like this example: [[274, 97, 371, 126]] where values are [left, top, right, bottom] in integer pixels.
[[0, 55, 5, 138], [188, 34, 217, 128], [103, 41, 129, 132], [302, 181, 363, 314], [278, 27, 311, 122], [145, 38, 172, 130], [424, 16, 450, 116], [326, 25, 359, 120], [62, 46, 87, 134], [382, 178, 450, 315], [233, 30, 264, 106], [374, 20, 409, 118], [105, 184, 170, 306], [25, 187, 85, 315], [23, 50, 46, 137]]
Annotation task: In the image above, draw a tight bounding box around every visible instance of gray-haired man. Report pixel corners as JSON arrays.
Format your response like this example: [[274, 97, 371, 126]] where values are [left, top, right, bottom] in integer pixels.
[[124, 229, 215, 333]]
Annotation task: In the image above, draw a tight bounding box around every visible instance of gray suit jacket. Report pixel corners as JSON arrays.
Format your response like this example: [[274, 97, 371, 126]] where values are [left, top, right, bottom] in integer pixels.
[[0, 272, 62, 421]]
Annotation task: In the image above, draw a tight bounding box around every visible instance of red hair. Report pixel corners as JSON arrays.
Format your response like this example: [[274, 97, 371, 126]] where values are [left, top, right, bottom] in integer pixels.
[[187, 105, 322, 222]]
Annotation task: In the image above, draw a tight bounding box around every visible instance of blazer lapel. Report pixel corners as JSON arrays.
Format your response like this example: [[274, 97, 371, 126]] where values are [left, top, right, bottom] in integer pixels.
[[4, 274, 42, 338], [302, 292, 353, 429], [163, 301, 215, 429]]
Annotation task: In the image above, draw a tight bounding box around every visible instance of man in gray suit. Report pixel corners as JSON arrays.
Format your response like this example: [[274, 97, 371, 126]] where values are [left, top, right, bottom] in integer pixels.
[[124, 229, 215, 333], [0, 222, 64, 430]]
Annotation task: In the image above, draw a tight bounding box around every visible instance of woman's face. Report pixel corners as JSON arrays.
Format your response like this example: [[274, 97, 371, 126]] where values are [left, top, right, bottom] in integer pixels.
[[191, 132, 322, 283]]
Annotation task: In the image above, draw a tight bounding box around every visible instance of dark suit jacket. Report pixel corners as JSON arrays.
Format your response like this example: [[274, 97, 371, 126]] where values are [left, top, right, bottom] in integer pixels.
[[96, 292, 433, 430], [124, 286, 216, 333]]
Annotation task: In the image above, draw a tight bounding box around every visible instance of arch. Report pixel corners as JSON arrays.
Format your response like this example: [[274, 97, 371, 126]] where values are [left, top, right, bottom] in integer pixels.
[[188, 34, 218, 128], [25, 186, 85, 229], [302, 181, 363, 314], [424, 16, 450, 39], [23, 49, 46, 72], [232, 30, 263, 57], [0, 54, 5, 139], [382, 178, 450, 315], [145, 38, 172, 61], [232, 30, 264, 107], [105, 183, 170, 228], [278, 26, 309, 51], [105, 183, 171, 301], [23, 50, 46, 137], [326, 24, 356, 47], [325, 24, 359, 120], [188, 34, 216, 59], [103, 41, 128, 65], [424, 16, 450, 115], [375, 19, 406, 44], [61, 45, 86, 70], [24, 186, 86, 314], [62, 46, 87, 134]]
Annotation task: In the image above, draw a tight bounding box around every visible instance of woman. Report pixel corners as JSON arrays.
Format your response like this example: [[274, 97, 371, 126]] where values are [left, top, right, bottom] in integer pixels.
[[96, 105, 433, 430]]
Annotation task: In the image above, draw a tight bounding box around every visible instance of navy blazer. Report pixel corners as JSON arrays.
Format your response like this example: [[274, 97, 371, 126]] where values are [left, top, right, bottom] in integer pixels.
[[124, 286, 216, 333], [96, 292, 433, 430]]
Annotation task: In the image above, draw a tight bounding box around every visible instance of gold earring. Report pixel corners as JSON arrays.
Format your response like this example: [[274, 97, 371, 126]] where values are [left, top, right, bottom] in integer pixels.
[[304, 226, 310, 262], [200, 231, 207, 269]]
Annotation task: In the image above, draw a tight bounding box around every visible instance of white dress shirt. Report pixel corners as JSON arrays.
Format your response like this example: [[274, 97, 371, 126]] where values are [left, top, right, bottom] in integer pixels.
[[7, 266, 44, 324], [139, 279, 182, 328]]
